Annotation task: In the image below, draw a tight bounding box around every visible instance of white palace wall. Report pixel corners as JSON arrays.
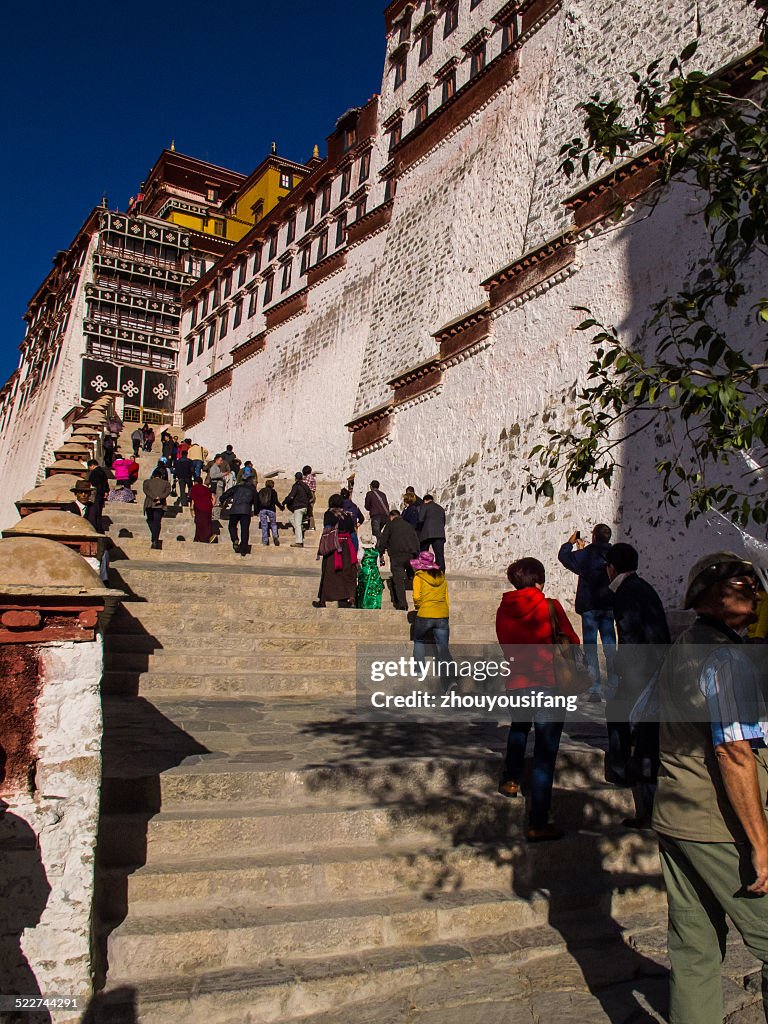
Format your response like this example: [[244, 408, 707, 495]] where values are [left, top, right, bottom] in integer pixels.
[[0, 237, 95, 530], [346, 0, 763, 604]]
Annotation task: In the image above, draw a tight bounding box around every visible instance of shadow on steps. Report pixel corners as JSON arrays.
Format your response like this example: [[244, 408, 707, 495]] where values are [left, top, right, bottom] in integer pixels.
[[91, 604, 209, 994]]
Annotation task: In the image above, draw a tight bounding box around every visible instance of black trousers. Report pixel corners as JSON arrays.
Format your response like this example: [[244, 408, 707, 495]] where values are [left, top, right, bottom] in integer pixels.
[[422, 537, 445, 571], [229, 513, 251, 550], [132, 440, 141, 456], [177, 479, 191, 505], [388, 556, 411, 610], [146, 508, 163, 543]]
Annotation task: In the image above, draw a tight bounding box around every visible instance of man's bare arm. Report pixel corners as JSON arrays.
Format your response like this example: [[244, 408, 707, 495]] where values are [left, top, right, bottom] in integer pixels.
[[716, 739, 768, 894]]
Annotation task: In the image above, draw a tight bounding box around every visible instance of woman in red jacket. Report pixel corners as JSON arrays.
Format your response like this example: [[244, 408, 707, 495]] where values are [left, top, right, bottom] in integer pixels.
[[496, 556, 580, 842]]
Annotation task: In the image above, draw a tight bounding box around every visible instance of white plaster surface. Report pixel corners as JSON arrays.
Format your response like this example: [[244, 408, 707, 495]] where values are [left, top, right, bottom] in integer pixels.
[[2, 640, 104, 1022]]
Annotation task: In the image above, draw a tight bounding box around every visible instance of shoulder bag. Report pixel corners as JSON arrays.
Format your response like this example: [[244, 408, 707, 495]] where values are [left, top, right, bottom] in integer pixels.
[[547, 599, 593, 696]]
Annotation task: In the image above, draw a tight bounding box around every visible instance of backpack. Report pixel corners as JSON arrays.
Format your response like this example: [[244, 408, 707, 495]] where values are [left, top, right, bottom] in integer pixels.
[[258, 487, 272, 506]]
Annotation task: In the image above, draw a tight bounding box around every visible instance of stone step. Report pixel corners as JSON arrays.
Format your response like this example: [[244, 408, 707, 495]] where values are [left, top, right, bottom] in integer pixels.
[[91, 905, 677, 1024], [99, 829, 659, 920], [103, 887, 565, 978], [98, 782, 637, 869], [105, 649, 359, 672], [102, 667, 354, 698], [112, 598, 499, 622], [98, 798, 522, 867], [104, 624, 498, 648]]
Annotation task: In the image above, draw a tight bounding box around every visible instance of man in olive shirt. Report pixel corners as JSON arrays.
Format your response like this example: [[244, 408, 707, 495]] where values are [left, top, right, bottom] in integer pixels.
[[653, 552, 768, 1023]]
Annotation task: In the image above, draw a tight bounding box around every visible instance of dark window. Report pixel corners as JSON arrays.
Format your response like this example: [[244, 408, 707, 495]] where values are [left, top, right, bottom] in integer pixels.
[[287, 216, 296, 244], [198, 333, 206, 356], [248, 291, 258, 317], [343, 125, 358, 152], [187, 338, 194, 364], [385, 176, 398, 202], [300, 246, 310, 275], [317, 230, 328, 263], [444, 1, 458, 36], [356, 197, 368, 222], [207, 324, 215, 349], [233, 299, 243, 328], [212, 281, 220, 306], [207, 186, 218, 202], [281, 260, 292, 292], [340, 165, 352, 198], [305, 195, 316, 230], [280, 172, 292, 189], [389, 120, 403, 153], [268, 232, 278, 260], [419, 28, 433, 63], [470, 45, 486, 78], [214, 219, 225, 236], [336, 212, 347, 247], [263, 274, 274, 305], [398, 17, 410, 42], [394, 55, 407, 89], [359, 150, 371, 183], [252, 244, 262, 275], [415, 96, 429, 127], [442, 70, 456, 104], [223, 271, 232, 299], [237, 260, 246, 287], [219, 311, 229, 339], [321, 183, 332, 214], [201, 291, 209, 317], [502, 19, 516, 50], [190, 302, 198, 329]]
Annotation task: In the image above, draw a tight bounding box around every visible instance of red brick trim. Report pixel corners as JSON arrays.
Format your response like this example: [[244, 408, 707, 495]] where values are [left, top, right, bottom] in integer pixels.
[[307, 249, 347, 288], [204, 366, 233, 397], [45, 465, 89, 480], [264, 288, 308, 330], [491, 0, 517, 25], [182, 396, 207, 430], [482, 233, 577, 309], [433, 306, 492, 362], [0, 599, 105, 644], [346, 402, 394, 454], [347, 200, 395, 246], [563, 151, 662, 232], [393, 48, 520, 175], [231, 332, 266, 365], [388, 357, 443, 405], [518, 0, 562, 37]]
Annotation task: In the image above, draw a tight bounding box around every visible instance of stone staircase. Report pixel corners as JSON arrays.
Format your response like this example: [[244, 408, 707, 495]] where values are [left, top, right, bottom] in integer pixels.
[[89, 451, 763, 1023]]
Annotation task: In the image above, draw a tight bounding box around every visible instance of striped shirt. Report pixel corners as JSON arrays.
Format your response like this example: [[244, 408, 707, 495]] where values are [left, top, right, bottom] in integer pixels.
[[700, 646, 768, 747]]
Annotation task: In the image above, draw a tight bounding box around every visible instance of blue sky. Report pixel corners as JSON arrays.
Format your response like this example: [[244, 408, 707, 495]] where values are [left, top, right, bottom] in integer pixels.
[[0, 0, 385, 384]]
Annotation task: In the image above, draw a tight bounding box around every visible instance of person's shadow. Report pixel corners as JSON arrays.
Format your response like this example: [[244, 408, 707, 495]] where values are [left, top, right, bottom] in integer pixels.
[[0, 748, 53, 1024]]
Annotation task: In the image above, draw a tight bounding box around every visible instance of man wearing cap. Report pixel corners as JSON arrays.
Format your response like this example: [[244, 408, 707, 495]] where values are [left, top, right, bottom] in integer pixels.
[[653, 552, 768, 1024]]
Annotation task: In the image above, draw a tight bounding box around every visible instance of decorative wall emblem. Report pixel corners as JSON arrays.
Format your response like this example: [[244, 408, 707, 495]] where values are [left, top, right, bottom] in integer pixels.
[[122, 380, 139, 398], [91, 375, 109, 394], [153, 383, 169, 401]]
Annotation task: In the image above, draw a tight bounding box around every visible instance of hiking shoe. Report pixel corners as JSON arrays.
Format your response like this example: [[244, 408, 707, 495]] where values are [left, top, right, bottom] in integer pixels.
[[498, 781, 520, 798], [274, 538, 280, 546], [526, 825, 565, 843], [291, 543, 304, 548]]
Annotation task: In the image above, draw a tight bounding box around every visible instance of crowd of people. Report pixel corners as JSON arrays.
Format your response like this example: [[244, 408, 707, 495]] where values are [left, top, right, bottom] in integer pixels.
[[75, 418, 768, 1020]]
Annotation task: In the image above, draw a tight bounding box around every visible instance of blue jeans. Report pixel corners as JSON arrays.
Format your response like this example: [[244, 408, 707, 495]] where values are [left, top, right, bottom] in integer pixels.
[[412, 616, 454, 683], [581, 609, 616, 697], [503, 717, 564, 828], [259, 509, 278, 542], [190, 459, 203, 481]]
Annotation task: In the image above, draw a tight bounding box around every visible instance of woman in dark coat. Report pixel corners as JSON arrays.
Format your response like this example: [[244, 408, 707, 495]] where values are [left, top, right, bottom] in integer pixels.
[[314, 494, 358, 608]]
